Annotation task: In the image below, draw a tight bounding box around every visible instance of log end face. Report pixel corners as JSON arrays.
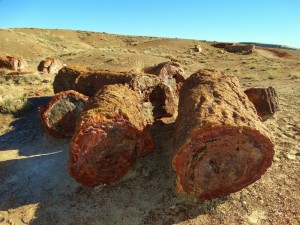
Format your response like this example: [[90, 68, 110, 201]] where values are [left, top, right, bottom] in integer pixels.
[[69, 115, 153, 187], [172, 126, 274, 199], [40, 90, 88, 137]]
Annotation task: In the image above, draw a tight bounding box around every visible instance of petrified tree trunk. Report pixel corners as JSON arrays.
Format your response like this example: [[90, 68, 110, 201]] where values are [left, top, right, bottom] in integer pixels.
[[144, 61, 185, 84], [53, 65, 182, 120], [37, 58, 66, 74], [53, 66, 134, 96], [0, 55, 28, 72], [40, 90, 88, 137], [173, 69, 274, 199], [69, 84, 154, 187], [244, 87, 279, 121]]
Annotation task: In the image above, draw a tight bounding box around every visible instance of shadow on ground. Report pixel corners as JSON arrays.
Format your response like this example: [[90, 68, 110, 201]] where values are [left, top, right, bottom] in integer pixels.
[[0, 101, 227, 225]]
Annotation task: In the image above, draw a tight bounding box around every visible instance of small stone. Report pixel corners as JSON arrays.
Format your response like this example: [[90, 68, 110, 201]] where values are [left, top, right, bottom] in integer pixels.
[[287, 154, 296, 160]]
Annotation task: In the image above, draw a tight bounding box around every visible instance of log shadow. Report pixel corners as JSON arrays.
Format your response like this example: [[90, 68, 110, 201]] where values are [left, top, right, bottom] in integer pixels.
[[0, 96, 62, 156], [0, 115, 227, 225]]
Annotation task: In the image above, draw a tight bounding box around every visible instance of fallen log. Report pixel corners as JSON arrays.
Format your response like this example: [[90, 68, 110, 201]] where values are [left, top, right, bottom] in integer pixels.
[[244, 86, 279, 121], [37, 57, 66, 74], [0, 55, 28, 72], [53, 66, 134, 96], [143, 61, 185, 86], [173, 68, 274, 199], [53, 65, 180, 120], [40, 90, 88, 137], [69, 84, 154, 186], [225, 44, 255, 54]]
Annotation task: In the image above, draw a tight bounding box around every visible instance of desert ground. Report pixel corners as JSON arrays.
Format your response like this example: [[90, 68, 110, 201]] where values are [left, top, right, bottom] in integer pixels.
[[0, 28, 299, 225]]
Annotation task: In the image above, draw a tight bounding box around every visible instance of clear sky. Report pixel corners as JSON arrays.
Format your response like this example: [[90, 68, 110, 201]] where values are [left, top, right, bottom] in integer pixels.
[[0, 0, 299, 48]]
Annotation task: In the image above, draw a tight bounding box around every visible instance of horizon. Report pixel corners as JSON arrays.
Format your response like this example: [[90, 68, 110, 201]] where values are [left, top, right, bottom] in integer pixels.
[[0, 0, 299, 48]]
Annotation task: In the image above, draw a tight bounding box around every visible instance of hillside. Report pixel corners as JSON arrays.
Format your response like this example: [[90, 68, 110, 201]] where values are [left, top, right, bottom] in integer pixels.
[[0, 28, 299, 225]]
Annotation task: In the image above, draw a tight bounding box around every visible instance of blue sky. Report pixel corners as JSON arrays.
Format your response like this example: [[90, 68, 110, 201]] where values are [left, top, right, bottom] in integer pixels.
[[0, 0, 299, 48]]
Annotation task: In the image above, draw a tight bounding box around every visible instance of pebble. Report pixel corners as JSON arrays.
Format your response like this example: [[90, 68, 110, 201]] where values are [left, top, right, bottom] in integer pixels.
[[287, 154, 296, 160]]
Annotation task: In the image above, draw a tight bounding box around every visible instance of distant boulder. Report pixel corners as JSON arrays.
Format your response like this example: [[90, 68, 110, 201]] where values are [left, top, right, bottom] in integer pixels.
[[225, 44, 255, 54], [0, 55, 28, 72], [193, 45, 202, 53], [212, 42, 233, 48], [212, 43, 255, 54], [37, 58, 66, 74]]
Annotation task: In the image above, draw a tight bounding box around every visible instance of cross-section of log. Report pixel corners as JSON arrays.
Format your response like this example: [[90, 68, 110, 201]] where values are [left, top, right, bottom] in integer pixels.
[[40, 90, 88, 137], [69, 84, 154, 186], [173, 69, 274, 199], [244, 87, 279, 121], [53, 66, 89, 94]]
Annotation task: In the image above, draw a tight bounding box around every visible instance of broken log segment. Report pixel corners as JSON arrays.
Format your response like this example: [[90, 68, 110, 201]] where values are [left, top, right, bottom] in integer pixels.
[[53, 66, 91, 94], [53, 66, 135, 96], [40, 90, 88, 137], [244, 86, 279, 121], [53, 65, 181, 120], [173, 68, 274, 199], [37, 57, 66, 74], [143, 61, 185, 85], [69, 84, 154, 187]]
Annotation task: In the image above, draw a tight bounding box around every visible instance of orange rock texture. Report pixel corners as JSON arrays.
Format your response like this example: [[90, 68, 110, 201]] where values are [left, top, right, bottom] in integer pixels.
[[173, 69, 274, 199], [69, 84, 154, 186]]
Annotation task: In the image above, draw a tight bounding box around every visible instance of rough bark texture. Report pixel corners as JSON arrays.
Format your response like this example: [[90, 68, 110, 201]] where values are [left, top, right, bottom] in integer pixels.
[[244, 87, 280, 121], [0, 55, 28, 72], [144, 61, 185, 84], [173, 69, 274, 199], [69, 84, 154, 187], [53, 65, 180, 120], [40, 90, 88, 137], [143, 61, 185, 119], [37, 58, 66, 74], [53, 66, 88, 93], [53, 66, 135, 96]]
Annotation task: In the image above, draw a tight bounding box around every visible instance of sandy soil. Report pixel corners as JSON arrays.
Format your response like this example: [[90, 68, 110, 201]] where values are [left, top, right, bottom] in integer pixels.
[[0, 29, 300, 225]]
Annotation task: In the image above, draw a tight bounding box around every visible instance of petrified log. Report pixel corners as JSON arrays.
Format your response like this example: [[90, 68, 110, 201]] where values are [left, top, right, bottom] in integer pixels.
[[173, 69, 274, 199], [0, 55, 28, 72], [211, 42, 233, 49], [40, 90, 88, 137], [144, 61, 185, 84], [244, 87, 279, 121], [53, 65, 180, 120], [53, 66, 134, 96], [37, 58, 66, 74], [69, 84, 154, 186], [225, 44, 255, 54], [149, 82, 178, 119], [53, 66, 91, 94]]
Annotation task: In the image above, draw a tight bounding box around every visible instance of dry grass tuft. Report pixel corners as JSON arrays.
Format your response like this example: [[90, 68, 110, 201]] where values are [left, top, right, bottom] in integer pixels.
[[0, 84, 31, 114]]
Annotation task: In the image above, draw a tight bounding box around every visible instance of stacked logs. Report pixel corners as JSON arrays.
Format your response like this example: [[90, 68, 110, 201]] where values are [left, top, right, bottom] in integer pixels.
[[172, 69, 274, 199], [40, 63, 276, 199]]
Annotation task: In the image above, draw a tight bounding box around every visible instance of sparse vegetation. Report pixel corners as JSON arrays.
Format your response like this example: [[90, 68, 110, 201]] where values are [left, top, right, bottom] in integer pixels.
[[0, 84, 31, 114]]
